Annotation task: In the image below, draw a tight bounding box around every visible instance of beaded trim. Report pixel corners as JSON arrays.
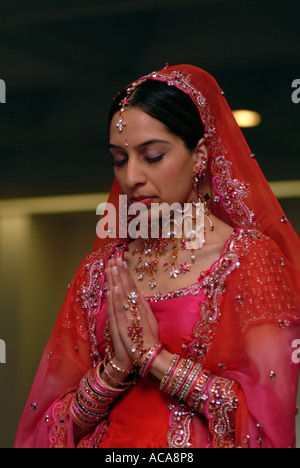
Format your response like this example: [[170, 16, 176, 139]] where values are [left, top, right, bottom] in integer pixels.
[[77, 242, 125, 364], [203, 376, 239, 448], [188, 228, 262, 362], [145, 282, 204, 302]]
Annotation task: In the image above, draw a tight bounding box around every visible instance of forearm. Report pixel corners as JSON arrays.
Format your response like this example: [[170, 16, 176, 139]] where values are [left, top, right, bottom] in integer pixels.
[[147, 348, 175, 381], [71, 361, 133, 445], [149, 350, 239, 420]]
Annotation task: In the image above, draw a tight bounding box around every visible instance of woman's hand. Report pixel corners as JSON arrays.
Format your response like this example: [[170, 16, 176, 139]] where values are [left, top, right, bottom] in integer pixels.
[[105, 257, 159, 372]]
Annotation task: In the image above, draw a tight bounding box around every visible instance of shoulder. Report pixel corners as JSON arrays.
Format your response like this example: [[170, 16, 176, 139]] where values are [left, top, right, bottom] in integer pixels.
[[224, 228, 288, 296], [227, 229, 298, 330], [230, 228, 284, 264], [82, 241, 126, 268], [229, 228, 292, 301], [70, 241, 125, 290]]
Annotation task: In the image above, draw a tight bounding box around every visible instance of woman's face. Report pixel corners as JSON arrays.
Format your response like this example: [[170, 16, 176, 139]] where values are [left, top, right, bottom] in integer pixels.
[[109, 107, 204, 210]]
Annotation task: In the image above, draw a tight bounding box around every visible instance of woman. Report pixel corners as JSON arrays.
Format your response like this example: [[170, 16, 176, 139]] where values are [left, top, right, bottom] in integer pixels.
[[15, 64, 300, 448]]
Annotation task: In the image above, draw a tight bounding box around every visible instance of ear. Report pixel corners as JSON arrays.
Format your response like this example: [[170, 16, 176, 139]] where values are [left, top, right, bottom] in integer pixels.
[[192, 137, 208, 171]]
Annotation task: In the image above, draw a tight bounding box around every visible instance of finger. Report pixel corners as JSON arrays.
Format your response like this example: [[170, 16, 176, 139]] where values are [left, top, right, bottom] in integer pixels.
[[119, 258, 138, 291], [106, 266, 128, 340], [110, 261, 139, 318], [106, 262, 115, 294], [107, 261, 126, 308], [138, 292, 158, 338], [106, 288, 116, 329], [105, 269, 120, 335]]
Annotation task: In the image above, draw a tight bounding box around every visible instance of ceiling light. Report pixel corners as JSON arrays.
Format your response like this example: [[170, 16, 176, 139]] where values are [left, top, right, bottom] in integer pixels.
[[232, 109, 262, 128]]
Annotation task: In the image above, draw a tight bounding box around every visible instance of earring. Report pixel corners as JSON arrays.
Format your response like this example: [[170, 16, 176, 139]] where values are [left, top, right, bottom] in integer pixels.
[[192, 167, 203, 187], [192, 157, 207, 187], [184, 193, 214, 251]]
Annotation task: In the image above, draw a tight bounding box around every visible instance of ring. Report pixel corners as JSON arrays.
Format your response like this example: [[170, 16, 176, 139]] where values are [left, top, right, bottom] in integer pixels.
[[123, 304, 129, 310], [128, 290, 139, 304]]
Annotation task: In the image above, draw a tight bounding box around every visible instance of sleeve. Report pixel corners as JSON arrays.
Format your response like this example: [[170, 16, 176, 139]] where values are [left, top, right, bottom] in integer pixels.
[[202, 235, 300, 448], [159, 354, 240, 448]]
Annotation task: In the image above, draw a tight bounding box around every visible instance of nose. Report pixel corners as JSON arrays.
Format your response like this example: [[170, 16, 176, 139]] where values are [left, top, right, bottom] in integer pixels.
[[125, 156, 147, 189]]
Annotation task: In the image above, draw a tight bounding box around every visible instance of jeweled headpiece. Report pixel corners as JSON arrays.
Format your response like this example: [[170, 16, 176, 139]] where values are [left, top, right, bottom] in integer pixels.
[[115, 78, 146, 132]]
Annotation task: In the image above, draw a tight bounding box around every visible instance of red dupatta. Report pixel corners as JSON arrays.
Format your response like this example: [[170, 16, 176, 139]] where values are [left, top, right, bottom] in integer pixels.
[[15, 65, 300, 448], [93, 64, 300, 271]]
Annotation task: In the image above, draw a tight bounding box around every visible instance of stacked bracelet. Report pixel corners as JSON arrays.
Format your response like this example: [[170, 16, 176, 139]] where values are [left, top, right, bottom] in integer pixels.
[[71, 361, 129, 428], [139, 341, 164, 377], [103, 357, 135, 388], [160, 355, 211, 414], [108, 357, 134, 376]]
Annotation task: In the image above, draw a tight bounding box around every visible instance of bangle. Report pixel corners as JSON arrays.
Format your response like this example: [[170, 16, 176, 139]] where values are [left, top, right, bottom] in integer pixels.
[[160, 354, 181, 391], [139, 342, 164, 377], [109, 358, 134, 375], [160, 356, 212, 414], [103, 358, 134, 387], [71, 361, 129, 429]]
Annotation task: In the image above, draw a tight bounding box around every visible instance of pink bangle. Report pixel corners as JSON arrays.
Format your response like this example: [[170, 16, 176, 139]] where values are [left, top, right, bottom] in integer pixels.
[[139, 341, 164, 377]]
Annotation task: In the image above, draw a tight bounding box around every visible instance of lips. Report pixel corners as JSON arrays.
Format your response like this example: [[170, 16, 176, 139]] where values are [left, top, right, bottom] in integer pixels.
[[130, 196, 155, 206]]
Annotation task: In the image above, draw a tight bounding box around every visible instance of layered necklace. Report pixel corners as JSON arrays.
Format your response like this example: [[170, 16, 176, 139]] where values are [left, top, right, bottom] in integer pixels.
[[130, 195, 213, 289]]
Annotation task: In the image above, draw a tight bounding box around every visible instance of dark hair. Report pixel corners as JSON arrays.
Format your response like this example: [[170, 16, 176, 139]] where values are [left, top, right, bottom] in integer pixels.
[[109, 80, 205, 151]]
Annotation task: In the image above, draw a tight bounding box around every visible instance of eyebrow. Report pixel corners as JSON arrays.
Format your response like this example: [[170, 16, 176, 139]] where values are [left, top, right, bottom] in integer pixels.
[[108, 139, 171, 150]]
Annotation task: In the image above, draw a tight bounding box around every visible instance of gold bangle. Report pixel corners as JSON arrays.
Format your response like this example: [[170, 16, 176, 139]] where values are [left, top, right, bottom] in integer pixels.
[[109, 358, 134, 375], [103, 360, 133, 387]]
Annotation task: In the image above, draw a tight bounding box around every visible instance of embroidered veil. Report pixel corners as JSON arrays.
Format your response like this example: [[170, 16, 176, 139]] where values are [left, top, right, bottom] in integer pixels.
[[15, 65, 300, 448]]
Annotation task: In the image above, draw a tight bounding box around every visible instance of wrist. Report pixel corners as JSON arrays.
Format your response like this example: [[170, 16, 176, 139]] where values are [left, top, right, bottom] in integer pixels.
[[139, 341, 164, 377], [146, 348, 174, 381], [102, 357, 135, 388]]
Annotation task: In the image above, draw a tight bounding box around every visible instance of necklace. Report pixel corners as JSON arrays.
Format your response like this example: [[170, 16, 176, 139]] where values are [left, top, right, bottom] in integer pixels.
[[131, 195, 213, 289], [131, 236, 195, 289]]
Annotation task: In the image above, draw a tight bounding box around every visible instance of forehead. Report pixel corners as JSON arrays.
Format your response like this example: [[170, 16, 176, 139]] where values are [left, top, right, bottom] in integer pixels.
[[109, 107, 174, 143]]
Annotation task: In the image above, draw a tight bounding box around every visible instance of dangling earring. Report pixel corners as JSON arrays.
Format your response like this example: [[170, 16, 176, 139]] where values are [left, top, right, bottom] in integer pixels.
[[192, 166, 202, 187], [192, 156, 207, 187], [187, 161, 213, 250], [184, 194, 214, 250]]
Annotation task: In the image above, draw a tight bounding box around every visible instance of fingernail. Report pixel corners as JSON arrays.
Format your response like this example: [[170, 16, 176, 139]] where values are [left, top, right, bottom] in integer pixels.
[[123, 261, 128, 269], [112, 266, 119, 276], [114, 286, 119, 295], [117, 257, 123, 267]]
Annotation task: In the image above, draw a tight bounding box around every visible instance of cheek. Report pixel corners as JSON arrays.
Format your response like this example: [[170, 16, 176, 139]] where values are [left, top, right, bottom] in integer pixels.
[[165, 158, 193, 185], [159, 163, 193, 201]]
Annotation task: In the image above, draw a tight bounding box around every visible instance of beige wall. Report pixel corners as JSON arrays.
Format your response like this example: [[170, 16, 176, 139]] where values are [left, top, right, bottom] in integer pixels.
[[0, 212, 96, 448], [0, 202, 299, 448]]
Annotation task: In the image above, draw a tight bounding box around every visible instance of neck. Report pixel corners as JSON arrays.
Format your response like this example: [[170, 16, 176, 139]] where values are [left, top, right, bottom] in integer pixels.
[[129, 203, 214, 289]]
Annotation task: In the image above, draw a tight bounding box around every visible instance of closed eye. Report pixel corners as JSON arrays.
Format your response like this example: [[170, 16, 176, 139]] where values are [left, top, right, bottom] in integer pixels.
[[145, 154, 164, 163], [111, 158, 127, 167], [111, 154, 164, 167]]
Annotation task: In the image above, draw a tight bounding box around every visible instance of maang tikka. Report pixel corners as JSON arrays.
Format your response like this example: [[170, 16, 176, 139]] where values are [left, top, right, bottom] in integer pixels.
[[116, 79, 146, 133]]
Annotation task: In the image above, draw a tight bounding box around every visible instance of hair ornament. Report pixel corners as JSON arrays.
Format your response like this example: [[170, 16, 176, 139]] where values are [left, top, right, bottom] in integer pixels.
[[116, 78, 146, 132]]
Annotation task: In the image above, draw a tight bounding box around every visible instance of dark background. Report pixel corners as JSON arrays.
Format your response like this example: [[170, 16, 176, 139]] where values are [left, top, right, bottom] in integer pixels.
[[0, 0, 299, 200]]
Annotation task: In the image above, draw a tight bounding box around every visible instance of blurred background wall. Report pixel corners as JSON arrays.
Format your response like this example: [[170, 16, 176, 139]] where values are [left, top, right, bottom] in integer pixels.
[[0, 0, 299, 448]]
